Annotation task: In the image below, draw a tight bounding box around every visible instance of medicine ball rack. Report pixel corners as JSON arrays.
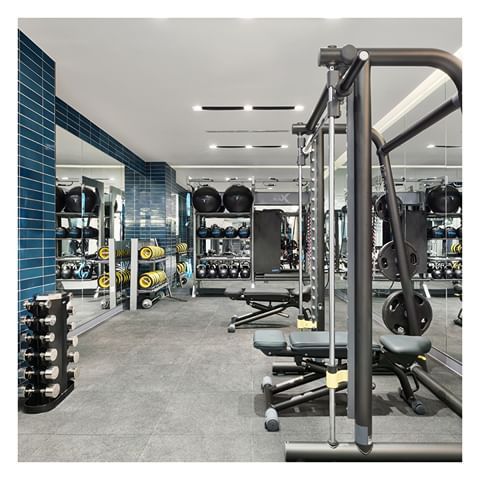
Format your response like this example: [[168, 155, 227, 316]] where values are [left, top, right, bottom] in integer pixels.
[[190, 178, 255, 297], [129, 238, 173, 310]]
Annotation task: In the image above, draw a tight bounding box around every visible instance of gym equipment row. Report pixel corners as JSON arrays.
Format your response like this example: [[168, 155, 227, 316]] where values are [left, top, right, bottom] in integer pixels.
[[427, 225, 462, 238], [196, 261, 251, 279], [56, 261, 98, 280], [18, 292, 79, 413], [427, 261, 462, 280], [139, 245, 165, 260], [138, 270, 167, 289], [97, 269, 131, 289], [176, 262, 188, 274], [56, 225, 99, 238], [252, 44, 462, 461], [196, 222, 251, 239], [192, 184, 254, 213], [190, 179, 255, 296], [97, 246, 130, 260]]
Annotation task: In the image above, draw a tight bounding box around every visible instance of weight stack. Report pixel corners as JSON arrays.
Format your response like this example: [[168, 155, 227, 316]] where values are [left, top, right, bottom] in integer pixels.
[[18, 292, 78, 413]]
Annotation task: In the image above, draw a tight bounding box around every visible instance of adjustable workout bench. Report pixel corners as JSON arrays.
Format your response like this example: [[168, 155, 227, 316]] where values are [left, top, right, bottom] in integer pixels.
[[253, 329, 431, 431], [224, 286, 311, 333]]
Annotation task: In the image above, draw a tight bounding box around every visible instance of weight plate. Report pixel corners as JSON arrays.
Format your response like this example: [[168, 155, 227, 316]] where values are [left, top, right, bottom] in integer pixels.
[[382, 290, 433, 335], [377, 241, 418, 281], [374, 193, 403, 221]]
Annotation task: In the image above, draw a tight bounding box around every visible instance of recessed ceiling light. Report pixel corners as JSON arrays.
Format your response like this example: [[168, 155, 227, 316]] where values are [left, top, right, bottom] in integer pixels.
[[294, 105, 305, 111], [61, 177, 69, 180], [248, 177, 253, 181], [192, 105, 202, 111], [225, 177, 230, 181], [209, 144, 217, 149], [109, 177, 115, 181], [244, 105, 253, 111], [281, 145, 288, 149], [426, 144, 435, 149], [245, 145, 253, 149]]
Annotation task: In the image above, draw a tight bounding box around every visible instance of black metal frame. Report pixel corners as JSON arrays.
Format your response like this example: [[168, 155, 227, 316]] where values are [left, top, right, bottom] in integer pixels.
[[284, 44, 462, 462]]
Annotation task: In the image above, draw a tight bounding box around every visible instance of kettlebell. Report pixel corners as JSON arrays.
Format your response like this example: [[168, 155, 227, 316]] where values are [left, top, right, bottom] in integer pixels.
[[60, 263, 73, 279], [55, 264, 61, 279], [82, 226, 99, 239], [431, 265, 443, 279], [229, 264, 239, 278], [210, 224, 223, 238], [431, 226, 445, 238], [240, 262, 250, 279], [74, 262, 93, 279], [196, 264, 207, 279], [56, 226, 68, 238], [197, 223, 210, 238], [217, 264, 229, 278], [224, 226, 238, 238], [68, 226, 82, 238], [456, 226, 462, 238], [207, 264, 218, 278], [453, 265, 462, 279], [444, 264, 454, 279], [238, 222, 250, 239], [445, 226, 457, 238]]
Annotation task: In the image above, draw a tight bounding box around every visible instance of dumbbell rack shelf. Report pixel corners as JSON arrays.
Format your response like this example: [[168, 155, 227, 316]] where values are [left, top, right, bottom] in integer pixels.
[[200, 256, 251, 262]]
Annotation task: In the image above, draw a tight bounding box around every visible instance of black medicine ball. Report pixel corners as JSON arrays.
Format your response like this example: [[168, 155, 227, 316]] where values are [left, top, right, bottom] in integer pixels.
[[64, 186, 99, 213], [223, 185, 254, 213], [426, 185, 461, 214], [192, 186, 222, 213], [56, 186, 66, 212]]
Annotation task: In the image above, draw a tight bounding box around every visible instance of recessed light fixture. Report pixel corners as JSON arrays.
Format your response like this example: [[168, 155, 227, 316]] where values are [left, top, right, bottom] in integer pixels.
[[192, 105, 202, 112], [208, 144, 289, 149], [244, 105, 253, 111], [426, 144, 435, 149], [209, 144, 217, 149], [248, 177, 253, 181], [225, 177, 230, 181], [192, 105, 305, 111], [281, 145, 288, 149], [245, 145, 253, 149], [294, 105, 305, 111], [61, 177, 69, 180]]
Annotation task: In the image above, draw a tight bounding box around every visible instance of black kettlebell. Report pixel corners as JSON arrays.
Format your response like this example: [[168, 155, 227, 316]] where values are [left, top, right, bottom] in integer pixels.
[[207, 264, 218, 278], [224, 226, 238, 238], [82, 226, 99, 239], [68, 226, 82, 238], [210, 224, 223, 238], [56, 226, 68, 238], [445, 226, 457, 238], [55, 264, 61, 279], [431, 226, 445, 238], [229, 264, 239, 278], [240, 262, 250, 278], [453, 265, 462, 279], [444, 264, 454, 279], [431, 265, 443, 279], [238, 222, 250, 239], [197, 223, 210, 238], [196, 264, 207, 279], [73, 262, 93, 279], [60, 263, 73, 279], [456, 226, 462, 238], [217, 264, 229, 278]]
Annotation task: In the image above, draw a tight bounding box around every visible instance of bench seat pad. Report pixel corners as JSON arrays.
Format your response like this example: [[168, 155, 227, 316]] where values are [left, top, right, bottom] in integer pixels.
[[253, 329, 288, 352], [380, 335, 431, 356], [289, 331, 348, 358]]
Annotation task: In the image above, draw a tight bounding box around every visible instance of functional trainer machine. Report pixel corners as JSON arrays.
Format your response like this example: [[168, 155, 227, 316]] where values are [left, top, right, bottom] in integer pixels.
[[275, 45, 462, 461]]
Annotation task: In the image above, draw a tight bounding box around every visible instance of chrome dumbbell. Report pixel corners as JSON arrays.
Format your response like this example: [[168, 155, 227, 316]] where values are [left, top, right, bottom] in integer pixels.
[[67, 336, 79, 347], [67, 351, 80, 363], [67, 321, 76, 332], [20, 332, 55, 344], [20, 314, 56, 328], [66, 301, 75, 316], [18, 366, 59, 381], [18, 383, 60, 399], [67, 367, 80, 380], [24, 299, 52, 311], [19, 348, 58, 363]]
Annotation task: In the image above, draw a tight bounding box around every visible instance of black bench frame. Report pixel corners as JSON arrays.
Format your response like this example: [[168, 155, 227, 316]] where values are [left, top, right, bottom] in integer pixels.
[[260, 347, 424, 432]]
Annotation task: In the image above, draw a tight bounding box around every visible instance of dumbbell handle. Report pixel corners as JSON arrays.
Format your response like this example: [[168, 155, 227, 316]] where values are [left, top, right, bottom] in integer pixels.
[[20, 348, 58, 362], [21, 332, 56, 344], [68, 367, 80, 380], [67, 336, 79, 347], [67, 351, 80, 363], [18, 383, 60, 399], [20, 314, 56, 327], [18, 366, 59, 381]]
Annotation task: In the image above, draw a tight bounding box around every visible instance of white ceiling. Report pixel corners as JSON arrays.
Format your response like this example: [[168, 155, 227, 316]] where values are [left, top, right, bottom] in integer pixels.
[[19, 18, 462, 189]]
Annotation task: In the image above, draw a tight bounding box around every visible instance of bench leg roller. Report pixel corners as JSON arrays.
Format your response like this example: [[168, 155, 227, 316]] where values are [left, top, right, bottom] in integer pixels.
[[265, 407, 280, 432], [261, 376, 273, 392]]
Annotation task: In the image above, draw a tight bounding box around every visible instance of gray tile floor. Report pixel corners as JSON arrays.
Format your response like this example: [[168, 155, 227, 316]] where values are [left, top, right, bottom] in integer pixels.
[[18, 286, 462, 462]]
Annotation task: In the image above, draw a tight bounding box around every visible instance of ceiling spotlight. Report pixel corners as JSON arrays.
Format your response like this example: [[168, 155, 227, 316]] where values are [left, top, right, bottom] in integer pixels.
[[61, 177, 69, 180], [280, 145, 288, 149], [248, 177, 253, 181], [192, 105, 202, 111], [109, 177, 115, 181], [426, 144, 435, 149], [294, 105, 305, 111], [225, 177, 230, 181], [245, 145, 253, 149], [244, 105, 253, 111], [209, 144, 217, 149]]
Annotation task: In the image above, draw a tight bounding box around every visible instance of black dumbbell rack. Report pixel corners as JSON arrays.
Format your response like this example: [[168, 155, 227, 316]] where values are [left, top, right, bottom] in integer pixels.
[[19, 291, 79, 414]]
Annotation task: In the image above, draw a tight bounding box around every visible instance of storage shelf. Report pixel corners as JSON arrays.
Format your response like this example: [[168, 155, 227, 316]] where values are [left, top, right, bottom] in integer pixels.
[[138, 281, 169, 294], [198, 256, 250, 262], [428, 256, 462, 261], [426, 213, 462, 218], [427, 238, 461, 240], [196, 236, 251, 241], [138, 257, 166, 264], [56, 212, 98, 218], [195, 277, 250, 281], [195, 212, 251, 218]]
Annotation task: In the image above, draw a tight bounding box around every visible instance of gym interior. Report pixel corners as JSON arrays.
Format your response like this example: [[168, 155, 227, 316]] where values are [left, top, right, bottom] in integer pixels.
[[14, 15, 466, 465]]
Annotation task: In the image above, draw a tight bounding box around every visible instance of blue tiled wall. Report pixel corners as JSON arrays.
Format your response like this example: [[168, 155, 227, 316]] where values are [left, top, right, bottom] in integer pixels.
[[55, 97, 146, 176], [18, 30, 56, 323]]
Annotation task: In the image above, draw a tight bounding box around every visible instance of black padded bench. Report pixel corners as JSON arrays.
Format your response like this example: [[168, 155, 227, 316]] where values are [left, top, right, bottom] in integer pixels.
[[224, 286, 311, 333], [253, 329, 431, 431]]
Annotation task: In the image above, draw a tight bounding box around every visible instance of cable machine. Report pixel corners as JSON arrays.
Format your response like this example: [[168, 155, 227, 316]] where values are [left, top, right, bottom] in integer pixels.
[[285, 45, 462, 462]]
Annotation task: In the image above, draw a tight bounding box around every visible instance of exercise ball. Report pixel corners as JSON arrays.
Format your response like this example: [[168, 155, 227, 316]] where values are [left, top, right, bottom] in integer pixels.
[[426, 185, 461, 214], [456, 226, 462, 238], [192, 186, 222, 213], [224, 226, 238, 238], [210, 224, 223, 238], [68, 226, 82, 238], [64, 186, 99, 213], [56, 186, 66, 212], [445, 226, 457, 238], [238, 222, 250, 238], [223, 185, 253, 213], [56, 226, 68, 238], [197, 224, 210, 238]]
